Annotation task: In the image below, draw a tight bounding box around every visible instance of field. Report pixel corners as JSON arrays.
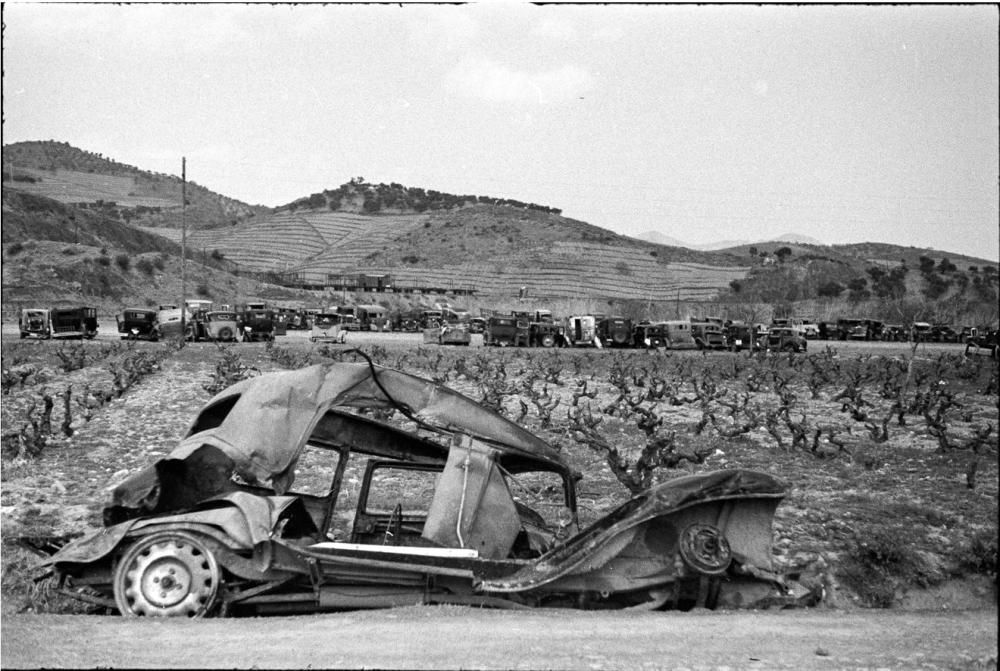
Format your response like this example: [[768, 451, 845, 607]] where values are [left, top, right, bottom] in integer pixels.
[[1, 329, 997, 621]]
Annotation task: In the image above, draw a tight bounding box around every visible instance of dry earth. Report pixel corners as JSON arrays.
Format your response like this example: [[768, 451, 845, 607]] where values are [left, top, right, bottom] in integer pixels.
[[1, 328, 997, 669]]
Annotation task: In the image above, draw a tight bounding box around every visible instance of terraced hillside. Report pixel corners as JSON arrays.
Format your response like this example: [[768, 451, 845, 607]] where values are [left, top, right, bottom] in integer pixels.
[[278, 205, 749, 300], [178, 211, 430, 272]]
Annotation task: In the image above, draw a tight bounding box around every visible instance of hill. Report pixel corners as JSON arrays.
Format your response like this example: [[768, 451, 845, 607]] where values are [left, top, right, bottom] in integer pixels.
[[2, 142, 997, 323], [169, 184, 753, 302], [2, 141, 268, 230]]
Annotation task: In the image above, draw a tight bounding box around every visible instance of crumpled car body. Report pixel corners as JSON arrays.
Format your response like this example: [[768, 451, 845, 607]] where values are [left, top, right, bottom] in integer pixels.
[[37, 362, 813, 617]]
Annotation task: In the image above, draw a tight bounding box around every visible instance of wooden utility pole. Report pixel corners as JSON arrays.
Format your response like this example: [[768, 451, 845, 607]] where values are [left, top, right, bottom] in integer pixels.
[[180, 157, 187, 337]]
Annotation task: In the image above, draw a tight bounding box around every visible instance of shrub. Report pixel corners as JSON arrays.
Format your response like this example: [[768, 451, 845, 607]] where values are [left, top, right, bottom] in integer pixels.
[[196, 283, 211, 297], [153, 254, 166, 271], [96, 255, 110, 267], [114, 254, 131, 272], [136, 258, 155, 275], [7, 242, 24, 256], [958, 527, 998, 578]]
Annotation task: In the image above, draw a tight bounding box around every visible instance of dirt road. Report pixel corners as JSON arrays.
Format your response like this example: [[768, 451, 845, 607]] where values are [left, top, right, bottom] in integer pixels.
[[2, 607, 996, 669]]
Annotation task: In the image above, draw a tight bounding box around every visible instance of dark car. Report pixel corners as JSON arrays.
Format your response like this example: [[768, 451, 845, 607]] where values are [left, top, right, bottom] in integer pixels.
[[964, 328, 998, 358], [931, 323, 960, 343], [766, 327, 807, 353], [725, 322, 761, 352], [836, 318, 872, 340], [633, 322, 669, 349], [116, 308, 159, 341], [468, 317, 487, 334], [34, 361, 813, 617], [691, 322, 727, 350], [596, 316, 633, 348], [881, 324, 907, 342], [485, 315, 529, 347], [239, 309, 276, 342]]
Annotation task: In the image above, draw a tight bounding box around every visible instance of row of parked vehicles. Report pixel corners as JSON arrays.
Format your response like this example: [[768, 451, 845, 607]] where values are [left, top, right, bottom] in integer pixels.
[[479, 312, 808, 352], [114, 301, 291, 343]]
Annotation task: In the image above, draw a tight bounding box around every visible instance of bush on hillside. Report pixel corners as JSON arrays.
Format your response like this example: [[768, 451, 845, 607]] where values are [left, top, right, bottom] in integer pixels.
[[7, 243, 24, 256], [114, 254, 131, 272], [136, 258, 155, 276]]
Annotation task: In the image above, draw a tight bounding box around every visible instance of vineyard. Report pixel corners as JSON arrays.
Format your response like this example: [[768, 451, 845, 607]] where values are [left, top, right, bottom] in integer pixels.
[[1, 333, 996, 616]]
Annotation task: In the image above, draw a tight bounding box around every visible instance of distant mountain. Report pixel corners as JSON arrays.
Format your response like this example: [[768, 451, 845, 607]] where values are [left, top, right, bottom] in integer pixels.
[[635, 230, 824, 251]]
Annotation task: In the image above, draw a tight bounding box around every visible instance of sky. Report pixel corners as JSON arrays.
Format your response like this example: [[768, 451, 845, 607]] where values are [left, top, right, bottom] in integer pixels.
[[3, 3, 998, 261]]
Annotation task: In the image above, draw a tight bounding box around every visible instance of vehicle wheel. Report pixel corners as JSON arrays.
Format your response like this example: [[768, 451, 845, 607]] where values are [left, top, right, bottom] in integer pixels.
[[217, 327, 234, 341], [19, 332, 26, 339], [540, 334, 555, 348], [678, 523, 731, 576], [113, 531, 221, 617]]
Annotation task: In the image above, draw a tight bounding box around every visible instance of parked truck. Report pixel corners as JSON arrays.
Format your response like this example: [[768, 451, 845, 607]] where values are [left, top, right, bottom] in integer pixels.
[[20, 307, 99, 340]]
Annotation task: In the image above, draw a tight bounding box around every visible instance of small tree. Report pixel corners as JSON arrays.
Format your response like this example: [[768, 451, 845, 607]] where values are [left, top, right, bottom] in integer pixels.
[[775, 246, 792, 263], [114, 254, 131, 272]]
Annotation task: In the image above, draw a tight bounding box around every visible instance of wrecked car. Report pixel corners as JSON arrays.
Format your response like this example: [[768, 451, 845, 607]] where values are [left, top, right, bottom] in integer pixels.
[[34, 359, 812, 617]]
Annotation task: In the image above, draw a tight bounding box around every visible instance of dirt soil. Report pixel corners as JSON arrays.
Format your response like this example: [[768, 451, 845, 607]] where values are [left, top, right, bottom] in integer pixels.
[[2, 608, 998, 670], [1, 328, 997, 669]]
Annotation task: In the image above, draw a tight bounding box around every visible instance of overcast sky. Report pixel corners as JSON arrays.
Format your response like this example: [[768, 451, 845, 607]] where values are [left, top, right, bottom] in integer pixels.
[[3, 3, 998, 260]]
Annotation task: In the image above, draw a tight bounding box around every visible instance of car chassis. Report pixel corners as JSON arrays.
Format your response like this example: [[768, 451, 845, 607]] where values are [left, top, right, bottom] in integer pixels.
[[36, 357, 813, 617]]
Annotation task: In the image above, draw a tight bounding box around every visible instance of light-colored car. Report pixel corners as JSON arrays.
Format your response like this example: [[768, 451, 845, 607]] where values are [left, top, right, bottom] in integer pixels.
[[310, 313, 346, 343]]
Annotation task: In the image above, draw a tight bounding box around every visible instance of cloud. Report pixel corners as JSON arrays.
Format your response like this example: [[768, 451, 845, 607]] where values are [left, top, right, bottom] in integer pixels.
[[445, 58, 594, 104], [533, 16, 577, 40]]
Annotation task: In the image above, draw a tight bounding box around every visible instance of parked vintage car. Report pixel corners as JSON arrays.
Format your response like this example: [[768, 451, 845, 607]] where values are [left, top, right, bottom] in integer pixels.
[[240, 308, 276, 342], [836, 318, 872, 341], [691, 322, 727, 350], [153, 305, 191, 340], [659, 320, 698, 350], [881, 324, 908, 342], [20, 307, 98, 340], [595, 316, 633, 348], [392, 311, 422, 333], [468, 317, 487, 334], [34, 361, 813, 617], [724, 322, 761, 352], [930, 323, 960, 343], [563, 315, 599, 347], [964, 328, 998, 358], [116, 308, 159, 341], [485, 315, 528, 347], [188, 311, 239, 343], [910, 322, 933, 342], [310, 313, 347, 343], [423, 323, 471, 346], [632, 322, 669, 349], [766, 327, 808, 353]]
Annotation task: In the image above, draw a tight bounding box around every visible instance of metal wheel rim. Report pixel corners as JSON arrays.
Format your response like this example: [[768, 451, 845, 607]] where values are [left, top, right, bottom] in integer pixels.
[[679, 523, 732, 576], [114, 532, 220, 617]]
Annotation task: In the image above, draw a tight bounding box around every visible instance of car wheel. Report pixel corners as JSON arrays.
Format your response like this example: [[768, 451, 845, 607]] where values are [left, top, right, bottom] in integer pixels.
[[217, 327, 234, 341], [540, 334, 555, 348], [113, 531, 221, 617], [678, 523, 732, 576]]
